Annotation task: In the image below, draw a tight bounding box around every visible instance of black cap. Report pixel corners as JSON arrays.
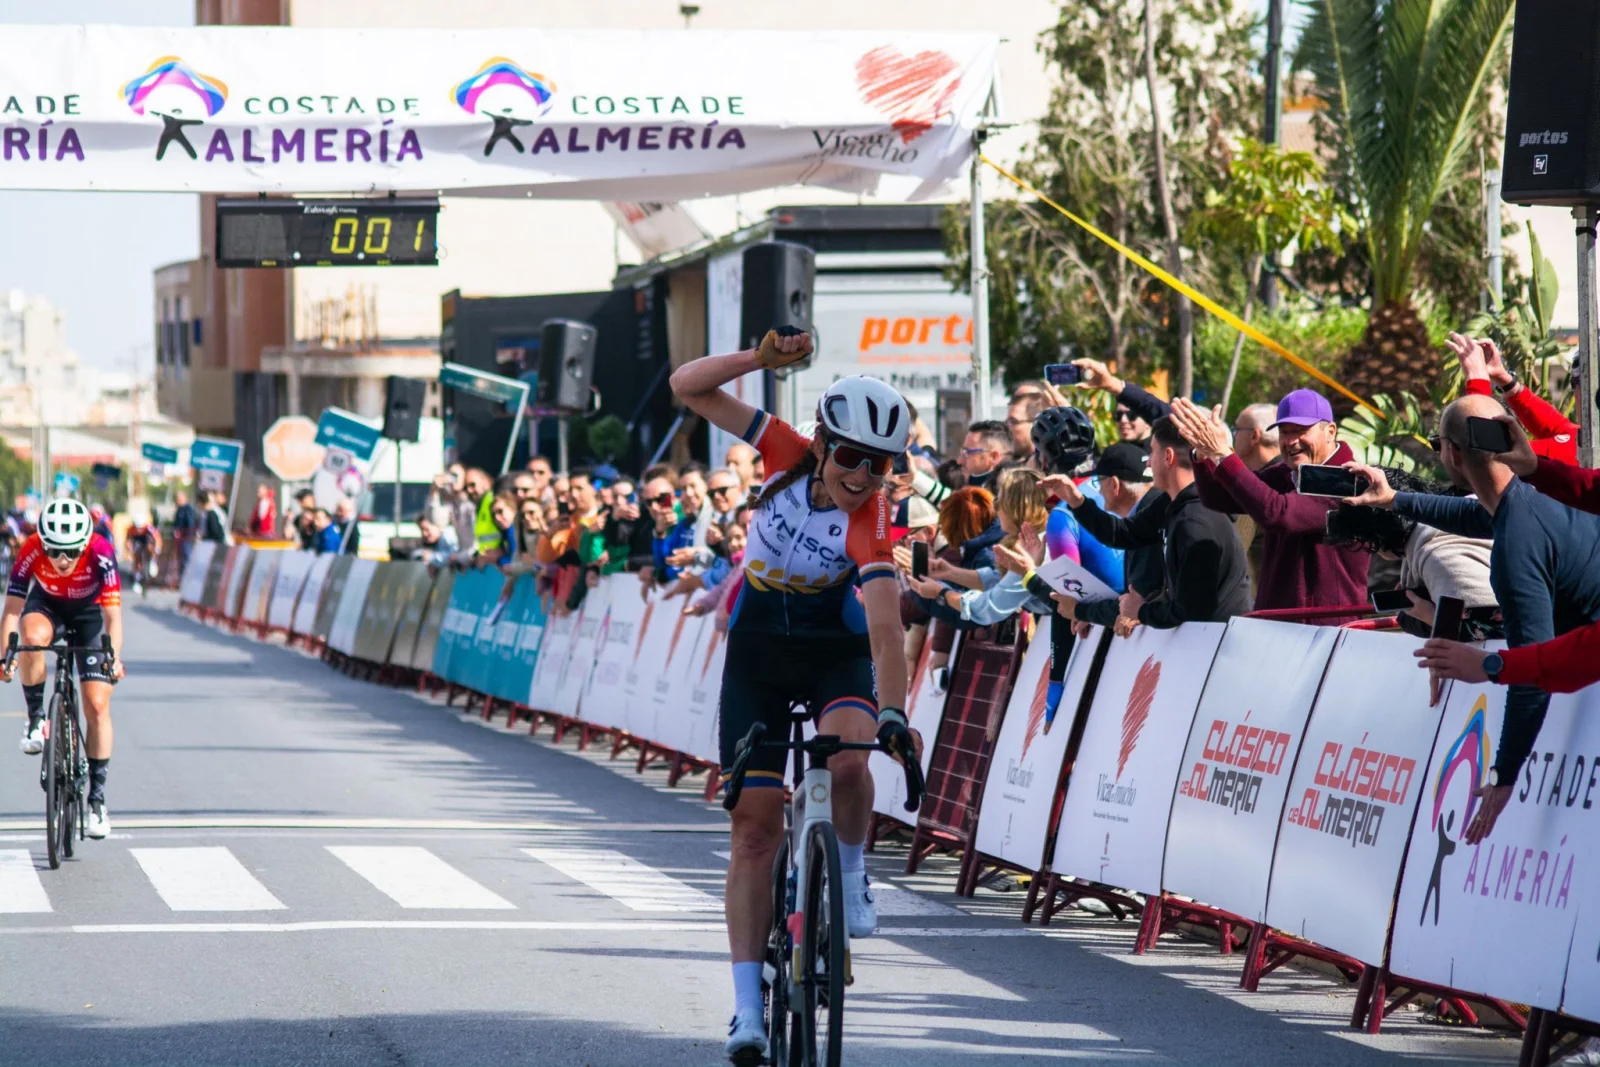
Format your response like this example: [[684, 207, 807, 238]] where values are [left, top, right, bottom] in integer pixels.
[[1094, 442, 1152, 482]]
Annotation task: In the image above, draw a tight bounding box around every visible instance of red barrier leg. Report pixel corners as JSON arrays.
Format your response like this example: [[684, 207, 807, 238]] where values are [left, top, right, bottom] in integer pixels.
[[1365, 967, 1388, 1034], [1240, 921, 1267, 990], [1351, 965, 1377, 1030], [1133, 893, 1164, 954]]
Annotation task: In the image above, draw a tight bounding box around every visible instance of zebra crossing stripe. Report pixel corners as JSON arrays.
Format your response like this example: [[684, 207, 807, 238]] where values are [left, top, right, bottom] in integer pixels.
[[129, 847, 286, 912], [522, 847, 722, 912], [326, 846, 515, 910], [0, 850, 51, 913]]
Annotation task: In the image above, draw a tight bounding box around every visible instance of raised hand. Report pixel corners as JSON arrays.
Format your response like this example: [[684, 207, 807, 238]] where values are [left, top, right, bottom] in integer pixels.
[[754, 326, 814, 370]]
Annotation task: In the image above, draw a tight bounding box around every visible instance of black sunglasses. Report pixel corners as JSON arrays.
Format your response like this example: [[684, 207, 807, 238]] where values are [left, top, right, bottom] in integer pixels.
[[1113, 408, 1136, 421], [648, 493, 676, 507], [47, 547, 82, 561], [709, 485, 738, 498]]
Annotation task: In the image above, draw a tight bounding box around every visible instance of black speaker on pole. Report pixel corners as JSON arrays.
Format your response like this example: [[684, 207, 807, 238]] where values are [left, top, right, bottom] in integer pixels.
[[538, 319, 599, 410], [1501, 0, 1600, 205], [740, 241, 815, 374], [382, 376, 426, 442]]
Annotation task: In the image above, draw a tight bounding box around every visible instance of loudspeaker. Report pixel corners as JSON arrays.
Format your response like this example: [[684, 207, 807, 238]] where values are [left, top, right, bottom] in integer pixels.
[[383, 376, 426, 442], [538, 319, 598, 410], [740, 241, 815, 374], [1501, 0, 1600, 205]]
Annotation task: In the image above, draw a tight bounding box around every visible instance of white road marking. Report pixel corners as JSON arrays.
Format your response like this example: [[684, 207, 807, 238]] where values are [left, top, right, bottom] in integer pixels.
[[0, 817, 724, 833], [523, 847, 722, 912], [0, 850, 51, 913], [712, 848, 960, 916], [0, 921, 1040, 937], [129, 847, 286, 912], [327, 846, 515, 910]]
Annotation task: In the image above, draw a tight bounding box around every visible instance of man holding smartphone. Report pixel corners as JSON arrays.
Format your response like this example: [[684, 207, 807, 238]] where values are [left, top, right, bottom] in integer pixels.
[[1343, 393, 1600, 845]]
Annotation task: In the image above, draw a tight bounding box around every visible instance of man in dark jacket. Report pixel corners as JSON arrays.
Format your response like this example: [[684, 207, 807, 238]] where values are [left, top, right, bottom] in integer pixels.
[[1069, 357, 1169, 446], [1171, 389, 1369, 611], [1049, 417, 1251, 631], [1062, 443, 1163, 628]]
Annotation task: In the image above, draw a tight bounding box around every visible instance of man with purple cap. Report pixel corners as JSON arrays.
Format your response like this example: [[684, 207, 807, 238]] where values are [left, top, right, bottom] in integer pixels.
[[1169, 388, 1369, 612]]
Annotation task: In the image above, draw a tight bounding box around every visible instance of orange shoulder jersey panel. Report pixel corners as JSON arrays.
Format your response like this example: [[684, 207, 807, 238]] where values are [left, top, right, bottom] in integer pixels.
[[741, 410, 811, 474]]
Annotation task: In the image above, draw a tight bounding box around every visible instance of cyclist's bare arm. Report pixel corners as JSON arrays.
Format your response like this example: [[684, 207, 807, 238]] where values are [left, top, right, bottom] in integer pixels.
[[861, 577, 908, 723], [102, 602, 124, 677], [669, 348, 764, 438], [0, 594, 23, 680]]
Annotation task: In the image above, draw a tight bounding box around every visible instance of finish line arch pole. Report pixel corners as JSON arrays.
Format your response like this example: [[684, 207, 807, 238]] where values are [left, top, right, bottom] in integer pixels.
[[969, 125, 992, 421]]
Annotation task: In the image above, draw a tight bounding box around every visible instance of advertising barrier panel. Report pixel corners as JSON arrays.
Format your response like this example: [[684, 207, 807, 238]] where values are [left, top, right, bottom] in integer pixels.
[[1264, 628, 1442, 964], [223, 545, 256, 620], [974, 622, 1101, 872], [442, 567, 501, 692], [651, 611, 709, 757], [351, 563, 401, 663], [239, 548, 279, 627], [312, 556, 354, 643], [509, 577, 547, 702], [201, 545, 230, 612], [1161, 618, 1337, 922], [527, 591, 576, 712], [1052, 623, 1225, 895], [327, 558, 378, 656], [622, 588, 690, 740], [178, 541, 216, 605], [291, 554, 335, 637], [553, 582, 610, 719], [680, 621, 726, 765], [411, 569, 455, 673], [582, 578, 647, 733], [387, 565, 439, 668], [1390, 672, 1597, 1010], [266, 550, 313, 632]]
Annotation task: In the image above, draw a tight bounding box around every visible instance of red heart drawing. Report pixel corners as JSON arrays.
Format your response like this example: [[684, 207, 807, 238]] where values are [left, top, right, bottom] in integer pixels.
[[1120, 655, 1160, 780], [1020, 652, 1051, 763], [855, 46, 961, 144]]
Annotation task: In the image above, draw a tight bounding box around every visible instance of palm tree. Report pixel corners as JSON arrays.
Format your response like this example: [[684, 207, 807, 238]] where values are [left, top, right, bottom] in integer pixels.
[[1298, 0, 1514, 402]]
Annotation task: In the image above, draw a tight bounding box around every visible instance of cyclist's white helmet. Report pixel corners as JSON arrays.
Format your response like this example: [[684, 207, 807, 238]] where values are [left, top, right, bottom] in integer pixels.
[[39, 499, 92, 552], [817, 376, 911, 455]]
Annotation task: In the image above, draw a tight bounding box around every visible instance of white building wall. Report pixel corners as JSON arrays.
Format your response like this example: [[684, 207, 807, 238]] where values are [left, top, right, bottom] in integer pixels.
[[286, 0, 1058, 339]]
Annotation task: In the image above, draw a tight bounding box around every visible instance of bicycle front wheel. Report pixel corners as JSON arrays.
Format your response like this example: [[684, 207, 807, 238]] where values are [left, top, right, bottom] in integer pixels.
[[797, 821, 846, 1067], [43, 694, 64, 870], [764, 832, 792, 1067]]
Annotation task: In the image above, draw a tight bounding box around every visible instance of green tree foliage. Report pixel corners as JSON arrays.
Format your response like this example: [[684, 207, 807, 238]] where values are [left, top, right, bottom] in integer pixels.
[[943, 0, 1259, 388]]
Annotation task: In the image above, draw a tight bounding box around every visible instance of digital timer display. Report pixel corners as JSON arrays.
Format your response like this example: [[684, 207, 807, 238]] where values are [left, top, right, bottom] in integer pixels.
[[215, 197, 439, 268]]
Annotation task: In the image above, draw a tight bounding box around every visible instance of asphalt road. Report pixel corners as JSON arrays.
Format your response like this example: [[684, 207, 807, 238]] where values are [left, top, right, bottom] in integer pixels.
[[0, 596, 1527, 1066]]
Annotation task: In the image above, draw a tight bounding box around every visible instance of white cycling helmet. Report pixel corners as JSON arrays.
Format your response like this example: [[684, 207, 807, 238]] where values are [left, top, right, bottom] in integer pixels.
[[39, 498, 92, 552], [817, 376, 911, 455]]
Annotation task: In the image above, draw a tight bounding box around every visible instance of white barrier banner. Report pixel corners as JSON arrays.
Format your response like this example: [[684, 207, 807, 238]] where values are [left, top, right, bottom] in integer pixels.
[[652, 611, 709, 756], [528, 596, 576, 711], [222, 545, 254, 619], [266, 550, 313, 632], [240, 548, 281, 625], [871, 632, 960, 820], [177, 540, 216, 605], [0, 27, 996, 198], [327, 558, 378, 656], [682, 623, 727, 765], [1052, 623, 1225, 895], [552, 581, 609, 719], [291, 553, 334, 636], [582, 576, 647, 732], [1264, 629, 1441, 963], [1390, 675, 1598, 1009], [622, 588, 691, 740], [975, 622, 1099, 872], [1162, 618, 1337, 921]]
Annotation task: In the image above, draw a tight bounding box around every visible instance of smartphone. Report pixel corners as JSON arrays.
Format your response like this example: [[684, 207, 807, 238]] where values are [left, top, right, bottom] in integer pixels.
[[1431, 595, 1466, 642], [1370, 588, 1413, 614], [911, 541, 930, 581], [1044, 362, 1083, 387], [1296, 463, 1367, 498], [1465, 416, 1513, 454]]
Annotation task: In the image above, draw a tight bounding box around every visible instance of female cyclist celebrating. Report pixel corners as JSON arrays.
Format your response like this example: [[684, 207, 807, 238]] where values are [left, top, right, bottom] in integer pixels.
[[671, 327, 920, 1063]]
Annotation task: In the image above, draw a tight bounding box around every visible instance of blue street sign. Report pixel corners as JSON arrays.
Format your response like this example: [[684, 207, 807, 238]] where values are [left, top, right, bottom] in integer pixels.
[[190, 436, 243, 474], [141, 442, 180, 465], [52, 472, 80, 497], [314, 409, 381, 462], [440, 361, 528, 411]]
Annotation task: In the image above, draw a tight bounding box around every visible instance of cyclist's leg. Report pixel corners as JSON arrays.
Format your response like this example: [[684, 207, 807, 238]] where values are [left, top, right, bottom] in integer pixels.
[[17, 601, 58, 743], [812, 650, 881, 938], [66, 605, 114, 806], [718, 636, 794, 1048]]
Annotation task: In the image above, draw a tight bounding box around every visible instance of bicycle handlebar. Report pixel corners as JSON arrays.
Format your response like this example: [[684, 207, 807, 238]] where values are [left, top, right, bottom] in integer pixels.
[[721, 721, 925, 816], [2, 632, 115, 677]]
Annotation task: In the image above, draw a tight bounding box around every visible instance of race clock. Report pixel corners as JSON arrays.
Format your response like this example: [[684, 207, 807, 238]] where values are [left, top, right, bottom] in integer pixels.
[[215, 197, 439, 268]]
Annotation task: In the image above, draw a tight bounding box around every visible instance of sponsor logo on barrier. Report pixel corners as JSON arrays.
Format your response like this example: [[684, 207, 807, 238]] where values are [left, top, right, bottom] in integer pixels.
[[1120, 656, 1157, 778], [1284, 732, 1418, 849], [1177, 711, 1291, 815]]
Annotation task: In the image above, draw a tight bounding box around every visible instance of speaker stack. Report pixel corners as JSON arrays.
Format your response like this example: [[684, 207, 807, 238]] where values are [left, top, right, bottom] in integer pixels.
[[740, 241, 816, 375], [1501, 0, 1600, 205], [538, 319, 599, 411], [382, 376, 427, 442]]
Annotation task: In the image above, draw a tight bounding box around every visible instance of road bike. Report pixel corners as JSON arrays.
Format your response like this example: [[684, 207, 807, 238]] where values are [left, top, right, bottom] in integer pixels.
[[722, 716, 924, 1067], [4, 632, 113, 869]]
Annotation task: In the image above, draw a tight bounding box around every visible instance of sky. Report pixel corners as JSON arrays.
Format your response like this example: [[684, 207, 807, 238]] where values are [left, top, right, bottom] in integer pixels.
[[0, 0, 197, 375]]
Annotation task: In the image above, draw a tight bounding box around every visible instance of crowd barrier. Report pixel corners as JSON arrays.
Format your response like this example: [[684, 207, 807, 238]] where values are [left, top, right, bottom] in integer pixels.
[[172, 553, 1600, 1061]]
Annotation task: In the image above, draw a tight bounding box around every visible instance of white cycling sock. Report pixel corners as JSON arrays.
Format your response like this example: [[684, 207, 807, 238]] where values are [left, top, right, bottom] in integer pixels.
[[732, 961, 764, 1017], [838, 840, 865, 874]]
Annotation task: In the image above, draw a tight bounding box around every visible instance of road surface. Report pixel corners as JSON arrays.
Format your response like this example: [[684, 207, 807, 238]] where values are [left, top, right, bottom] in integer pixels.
[[0, 597, 1524, 1066]]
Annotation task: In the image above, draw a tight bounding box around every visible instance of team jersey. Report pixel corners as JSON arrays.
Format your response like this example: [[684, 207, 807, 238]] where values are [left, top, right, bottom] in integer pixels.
[[7, 532, 121, 608], [1045, 477, 1127, 594], [126, 524, 159, 545], [729, 410, 896, 637]]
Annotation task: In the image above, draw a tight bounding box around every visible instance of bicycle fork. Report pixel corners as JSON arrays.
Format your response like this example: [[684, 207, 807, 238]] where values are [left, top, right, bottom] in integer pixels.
[[785, 764, 852, 992]]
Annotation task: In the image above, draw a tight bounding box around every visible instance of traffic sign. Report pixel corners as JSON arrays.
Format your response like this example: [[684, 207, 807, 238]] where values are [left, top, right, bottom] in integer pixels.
[[141, 442, 180, 465], [92, 462, 123, 482], [52, 472, 80, 497], [314, 408, 381, 462], [191, 436, 244, 474], [440, 361, 528, 411], [262, 415, 324, 480]]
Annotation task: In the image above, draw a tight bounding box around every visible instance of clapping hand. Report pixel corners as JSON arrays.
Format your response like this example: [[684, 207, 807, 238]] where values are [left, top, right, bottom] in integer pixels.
[[993, 541, 1033, 576], [1018, 521, 1044, 561], [666, 547, 697, 568], [1170, 398, 1232, 461]]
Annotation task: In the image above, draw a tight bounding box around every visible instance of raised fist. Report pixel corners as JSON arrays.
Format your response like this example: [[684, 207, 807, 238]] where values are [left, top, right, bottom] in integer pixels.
[[755, 325, 814, 370]]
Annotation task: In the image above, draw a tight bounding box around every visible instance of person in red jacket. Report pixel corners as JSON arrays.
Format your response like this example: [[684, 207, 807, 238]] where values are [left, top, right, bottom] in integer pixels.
[[1447, 332, 1577, 464], [1415, 413, 1600, 694]]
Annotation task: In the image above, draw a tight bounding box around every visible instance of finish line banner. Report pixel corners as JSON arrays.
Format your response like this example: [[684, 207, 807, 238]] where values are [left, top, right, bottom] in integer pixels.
[[0, 26, 997, 197]]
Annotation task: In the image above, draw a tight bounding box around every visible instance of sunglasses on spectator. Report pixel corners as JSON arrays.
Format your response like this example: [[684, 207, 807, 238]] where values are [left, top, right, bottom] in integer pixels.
[[709, 486, 738, 498], [648, 493, 676, 507], [827, 440, 894, 476], [1113, 409, 1136, 422]]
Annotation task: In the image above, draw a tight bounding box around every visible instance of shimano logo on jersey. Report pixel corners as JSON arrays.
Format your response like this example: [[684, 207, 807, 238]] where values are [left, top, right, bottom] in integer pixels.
[[1519, 130, 1570, 147]]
